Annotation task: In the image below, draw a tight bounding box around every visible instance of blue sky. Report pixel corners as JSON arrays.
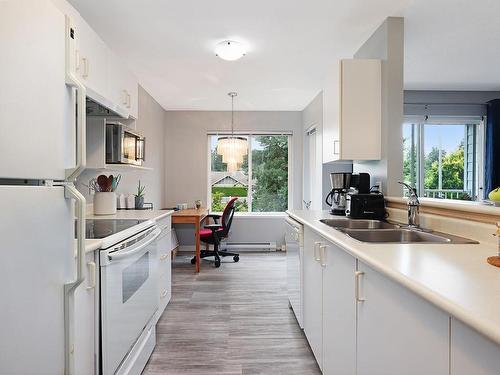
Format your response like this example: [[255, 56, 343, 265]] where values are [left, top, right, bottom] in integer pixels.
[[403, 124, 465, 155]]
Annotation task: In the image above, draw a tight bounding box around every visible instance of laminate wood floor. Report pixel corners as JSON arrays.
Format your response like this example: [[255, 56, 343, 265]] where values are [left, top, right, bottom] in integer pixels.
[[143, 252, 321, 375]]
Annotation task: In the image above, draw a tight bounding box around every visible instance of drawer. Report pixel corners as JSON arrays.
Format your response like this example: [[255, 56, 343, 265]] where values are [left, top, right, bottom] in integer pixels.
[[158, 249, 171, 280], [158, 272, 171, 317], [156, 215, 172, 231]]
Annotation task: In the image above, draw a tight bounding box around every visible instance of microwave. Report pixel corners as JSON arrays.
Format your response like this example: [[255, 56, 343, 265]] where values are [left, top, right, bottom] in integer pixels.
[[106, 122, 145, 166]]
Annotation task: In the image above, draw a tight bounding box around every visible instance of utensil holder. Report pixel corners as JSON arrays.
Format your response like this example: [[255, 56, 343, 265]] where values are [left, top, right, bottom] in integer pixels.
[[94, 192, 117, 215]]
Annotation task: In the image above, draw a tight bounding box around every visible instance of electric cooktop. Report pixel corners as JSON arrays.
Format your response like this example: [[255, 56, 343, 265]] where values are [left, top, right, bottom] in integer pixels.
[[83, 219, 147, 239]]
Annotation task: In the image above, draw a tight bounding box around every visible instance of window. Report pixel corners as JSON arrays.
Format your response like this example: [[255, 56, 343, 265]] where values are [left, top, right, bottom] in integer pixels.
[[209, 134, 290, 212], [402, 116, 484, 201]]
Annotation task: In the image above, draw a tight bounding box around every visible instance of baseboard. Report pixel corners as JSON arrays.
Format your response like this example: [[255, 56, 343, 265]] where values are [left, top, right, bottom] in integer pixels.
[[177, 242, 278, 253]]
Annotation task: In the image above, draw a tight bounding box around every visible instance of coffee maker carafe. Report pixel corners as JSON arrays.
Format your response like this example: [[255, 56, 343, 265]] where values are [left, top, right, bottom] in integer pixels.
[[325, 172, 352, 215]]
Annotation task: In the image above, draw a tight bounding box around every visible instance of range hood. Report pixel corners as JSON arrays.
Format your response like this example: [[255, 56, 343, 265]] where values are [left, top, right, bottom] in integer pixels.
[[85, 87, 129, 119]]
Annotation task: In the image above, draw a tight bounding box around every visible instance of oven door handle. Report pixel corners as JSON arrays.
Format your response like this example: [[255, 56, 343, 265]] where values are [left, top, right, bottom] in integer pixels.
[[107, 228, 161, 262]]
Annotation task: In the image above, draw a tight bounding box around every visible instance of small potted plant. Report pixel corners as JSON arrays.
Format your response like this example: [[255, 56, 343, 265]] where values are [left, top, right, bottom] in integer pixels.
[[135, 180, 145, 209]]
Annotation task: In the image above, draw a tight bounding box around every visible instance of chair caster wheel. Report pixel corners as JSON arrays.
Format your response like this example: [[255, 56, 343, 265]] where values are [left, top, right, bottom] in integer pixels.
[[233, 255, 239, 262], [214, 259, 221, 268], [190, 257, 196, 265]]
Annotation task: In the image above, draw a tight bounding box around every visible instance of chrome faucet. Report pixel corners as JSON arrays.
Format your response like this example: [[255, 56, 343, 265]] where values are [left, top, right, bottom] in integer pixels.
[[398, 181, 420, 228]]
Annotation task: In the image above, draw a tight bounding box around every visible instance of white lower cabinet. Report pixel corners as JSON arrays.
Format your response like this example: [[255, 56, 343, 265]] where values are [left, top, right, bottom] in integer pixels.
[[322, 242, 356, 375], [156, 226, 172, 322], [298, 219, 500, 375], [74, 251, 98, 375], [451, 318, 500, 375], [356, 261, 449, 375], [303, 227, 324, 369]]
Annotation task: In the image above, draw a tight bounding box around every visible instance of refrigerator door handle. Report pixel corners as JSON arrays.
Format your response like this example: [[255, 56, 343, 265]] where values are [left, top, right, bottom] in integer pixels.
[[64, 15, 87, 182], [63, 184, 86, 375]]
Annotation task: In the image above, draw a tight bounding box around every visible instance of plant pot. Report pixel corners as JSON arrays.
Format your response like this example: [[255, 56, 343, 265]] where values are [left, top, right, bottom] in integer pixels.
[[135, 196, 145, 209], [93, 192, 117, 215]]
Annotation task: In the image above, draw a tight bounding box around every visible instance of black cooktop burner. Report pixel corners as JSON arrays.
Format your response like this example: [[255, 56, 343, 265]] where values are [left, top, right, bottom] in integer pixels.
[[81, 219, 146, 239]]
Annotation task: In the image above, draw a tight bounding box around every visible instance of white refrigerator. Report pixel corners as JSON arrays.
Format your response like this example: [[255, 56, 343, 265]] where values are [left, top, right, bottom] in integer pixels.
[[0, 1, 87, 374]]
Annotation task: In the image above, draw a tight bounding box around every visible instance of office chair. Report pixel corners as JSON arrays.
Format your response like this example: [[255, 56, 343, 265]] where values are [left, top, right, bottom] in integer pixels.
[[190, 197, 239, 268]]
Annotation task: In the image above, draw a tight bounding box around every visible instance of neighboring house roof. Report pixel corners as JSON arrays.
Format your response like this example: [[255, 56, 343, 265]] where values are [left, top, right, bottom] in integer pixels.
[[211, 171, 248, 186]]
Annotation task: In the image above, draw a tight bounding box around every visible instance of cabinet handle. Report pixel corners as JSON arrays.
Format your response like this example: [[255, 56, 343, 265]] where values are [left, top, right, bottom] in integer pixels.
[[160, 253, 168, 261], [314, 241, 321, 261], [333, 140, 340, 155], [122, 90, 128, 105], [82, 57, 89, 78], [75, 49, 80, 72], [319, 244, 327, 267], [355, 271, 365, 302], [160, 289, 168, 299], [86, 261, 96, 290]]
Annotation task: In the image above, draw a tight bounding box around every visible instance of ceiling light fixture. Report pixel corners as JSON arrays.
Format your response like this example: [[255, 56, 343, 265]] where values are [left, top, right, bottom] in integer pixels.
[[217, 92, 247, 172], [214, 40, 247, 61]]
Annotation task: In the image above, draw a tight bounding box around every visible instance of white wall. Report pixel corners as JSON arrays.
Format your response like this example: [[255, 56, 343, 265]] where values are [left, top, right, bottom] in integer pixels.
[[164, 110, 302, 248], [164, 110, 303, 209], [353, 17, 404, 196], [77, 86, 166, 208]]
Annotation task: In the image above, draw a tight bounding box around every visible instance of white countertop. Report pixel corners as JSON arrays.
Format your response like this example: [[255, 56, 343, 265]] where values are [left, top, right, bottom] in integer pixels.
[[287, 209, 500, 346], [81, 209, 174, 253]]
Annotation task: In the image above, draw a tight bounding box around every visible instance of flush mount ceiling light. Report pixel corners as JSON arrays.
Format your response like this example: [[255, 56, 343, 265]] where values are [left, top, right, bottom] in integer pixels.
[[217, 92, 248, 172], [214, 40, 247, 61]]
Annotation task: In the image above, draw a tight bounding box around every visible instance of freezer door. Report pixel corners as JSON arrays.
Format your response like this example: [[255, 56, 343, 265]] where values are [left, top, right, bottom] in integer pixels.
[[0, 186, 74, 375], [0, 0, 75, 180]]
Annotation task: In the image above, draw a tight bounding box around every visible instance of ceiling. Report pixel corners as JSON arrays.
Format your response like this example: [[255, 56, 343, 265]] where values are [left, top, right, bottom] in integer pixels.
[[69, 0, 500, 111]]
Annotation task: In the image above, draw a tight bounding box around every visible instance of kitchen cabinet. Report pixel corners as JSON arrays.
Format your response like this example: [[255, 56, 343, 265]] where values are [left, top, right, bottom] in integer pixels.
[[107, 50, 139, 119], [324, 59, 381, 162], [322, 241, 356, 375], [155, 215, 172, 322], [303, 227, 324, 370], [450, 318, 500, 375], [76, 18, 109, 100], [356, 261, 449, 375], [74, 251, 98, 375]]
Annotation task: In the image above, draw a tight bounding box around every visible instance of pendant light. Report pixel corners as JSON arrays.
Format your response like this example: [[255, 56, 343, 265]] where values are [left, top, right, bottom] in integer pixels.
[[217, 92, 247, 172]]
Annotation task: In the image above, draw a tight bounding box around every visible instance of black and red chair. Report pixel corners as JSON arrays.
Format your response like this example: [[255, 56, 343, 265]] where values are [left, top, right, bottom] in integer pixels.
[[190, 197, 239, 268]]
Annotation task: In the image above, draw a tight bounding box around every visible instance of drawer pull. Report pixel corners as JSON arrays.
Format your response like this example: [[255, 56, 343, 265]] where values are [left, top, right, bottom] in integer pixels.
[[314, 241, 321, 261], [355, 271, 365, 302], [86, 261, 96, 290]]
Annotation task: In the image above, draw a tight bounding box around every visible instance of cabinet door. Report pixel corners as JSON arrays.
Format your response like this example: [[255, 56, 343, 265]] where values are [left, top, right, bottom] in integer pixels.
[[156, 229, 172, 322], [339, 59, 381, 160], [108, 50, 139, 119], [451, 318, 500, 375], [356, 261, 449, 375], [322, 242, 356, 375], [77, 18, 108, 99], [303, 227, 324, 370], [74, 251, 97, 375]]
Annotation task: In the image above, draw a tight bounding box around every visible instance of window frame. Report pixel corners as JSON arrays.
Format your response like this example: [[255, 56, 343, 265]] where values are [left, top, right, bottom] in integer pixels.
[[402, 115, 485, 200], [207, 131, 293, 214]]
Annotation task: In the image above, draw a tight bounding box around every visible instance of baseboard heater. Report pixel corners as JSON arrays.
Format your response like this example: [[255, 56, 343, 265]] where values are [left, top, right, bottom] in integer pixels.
[[220, 241, 277, 251]]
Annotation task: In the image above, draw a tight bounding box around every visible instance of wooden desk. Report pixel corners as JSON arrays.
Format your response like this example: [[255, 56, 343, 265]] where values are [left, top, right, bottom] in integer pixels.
[[171, 207, 209, 273]]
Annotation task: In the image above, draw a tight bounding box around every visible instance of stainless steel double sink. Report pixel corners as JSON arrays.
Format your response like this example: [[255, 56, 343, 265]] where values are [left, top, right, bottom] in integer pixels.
[[319, 218, 478, 244]]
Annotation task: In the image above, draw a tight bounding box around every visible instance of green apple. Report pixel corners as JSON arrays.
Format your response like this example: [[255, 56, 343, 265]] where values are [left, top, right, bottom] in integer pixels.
[[489, 187, 500, 202]]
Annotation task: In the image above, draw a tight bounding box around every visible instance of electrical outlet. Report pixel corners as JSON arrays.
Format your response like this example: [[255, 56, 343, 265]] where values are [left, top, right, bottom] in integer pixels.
[[375, 181, 382, 192]]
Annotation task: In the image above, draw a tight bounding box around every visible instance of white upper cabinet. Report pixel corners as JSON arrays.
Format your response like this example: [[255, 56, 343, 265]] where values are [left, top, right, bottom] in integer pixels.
[[356, 261, 449, 375], [107, 50, 139, 119], [76, 18, 109, 100], [324, 59, 382, 162]]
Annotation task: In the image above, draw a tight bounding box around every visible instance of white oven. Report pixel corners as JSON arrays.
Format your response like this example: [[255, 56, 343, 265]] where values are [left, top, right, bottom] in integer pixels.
[[100, 225, 161, 375]]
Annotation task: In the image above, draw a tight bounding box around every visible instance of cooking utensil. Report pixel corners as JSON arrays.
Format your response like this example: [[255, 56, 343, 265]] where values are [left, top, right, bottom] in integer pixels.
[[97, 175, 108, 192], [111, 174, 121, 192]]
